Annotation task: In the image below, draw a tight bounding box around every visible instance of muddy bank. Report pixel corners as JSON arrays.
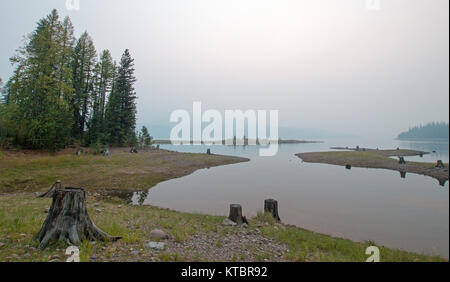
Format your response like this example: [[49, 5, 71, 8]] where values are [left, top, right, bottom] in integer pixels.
[[296, 149, 448, 185]]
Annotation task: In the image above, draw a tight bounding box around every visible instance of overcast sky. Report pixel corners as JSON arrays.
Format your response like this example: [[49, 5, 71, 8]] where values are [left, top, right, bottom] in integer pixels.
[[0, 0, 448, 138]]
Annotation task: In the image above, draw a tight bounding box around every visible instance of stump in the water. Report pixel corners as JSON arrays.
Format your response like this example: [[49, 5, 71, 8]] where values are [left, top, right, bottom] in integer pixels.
[[156, 144, 160, 149], [228, 204, 248, 225], [36, 187, 121, 249], [345, 164, 352, 170], [264, 199, 281, 222], [399, 157, 406, 164], [207, 149, 211, 155], [436, 160, 445, 168], [400, 171, 407, 179]]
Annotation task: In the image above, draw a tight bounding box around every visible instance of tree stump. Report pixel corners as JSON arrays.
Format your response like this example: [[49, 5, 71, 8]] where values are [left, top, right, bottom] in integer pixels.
[[36, 187, 121, 249], [345, 164, 352, 170], [37, 181, 62, 198], [207, 149, 211, 155], [398, 157, 406, 164], [156, 145, 160, 150], [76, 147, 83, 156], [102, 147, 111, 156], [264, 199, 281, 222], [130, 147, 138, 153], [400, 171, 407, 179], [436, 160, 445, 168], [228, 204, 248, 225]]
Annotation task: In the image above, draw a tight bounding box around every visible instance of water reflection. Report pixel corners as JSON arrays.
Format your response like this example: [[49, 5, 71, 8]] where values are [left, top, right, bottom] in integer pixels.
[[136, 138, 448, 258]]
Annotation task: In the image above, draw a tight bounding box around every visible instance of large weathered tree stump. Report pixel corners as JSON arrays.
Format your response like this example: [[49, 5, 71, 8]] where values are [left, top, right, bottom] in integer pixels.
[[228, 204, 248, 225], [36, 187, 121, 249], [207, 149, 211, 155], [264, 199, 281, 222]]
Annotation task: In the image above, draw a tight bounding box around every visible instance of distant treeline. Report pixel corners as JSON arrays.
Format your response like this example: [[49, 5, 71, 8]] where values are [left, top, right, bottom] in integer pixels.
[[0, 9, 140, 151], [398, 122, 449, 140]]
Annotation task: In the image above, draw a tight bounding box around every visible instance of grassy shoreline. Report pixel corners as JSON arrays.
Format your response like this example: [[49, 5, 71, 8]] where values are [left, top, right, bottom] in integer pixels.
[[297, 149, 449, 185], [0, 148, 446, 262]]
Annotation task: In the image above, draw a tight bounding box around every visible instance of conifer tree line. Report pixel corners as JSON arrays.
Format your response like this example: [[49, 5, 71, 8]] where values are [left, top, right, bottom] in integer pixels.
[[0, 9, 140, 150]]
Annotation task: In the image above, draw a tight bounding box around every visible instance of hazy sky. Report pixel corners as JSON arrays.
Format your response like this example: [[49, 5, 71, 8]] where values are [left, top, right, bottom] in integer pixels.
[[0, 0, 448, 138]]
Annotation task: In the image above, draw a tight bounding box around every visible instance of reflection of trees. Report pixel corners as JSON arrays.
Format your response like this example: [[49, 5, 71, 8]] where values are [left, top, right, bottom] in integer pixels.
[[399, 140, 449, 159]]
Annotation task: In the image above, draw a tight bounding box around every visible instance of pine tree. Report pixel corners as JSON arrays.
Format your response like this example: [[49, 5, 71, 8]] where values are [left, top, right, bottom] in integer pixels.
[[105, 49, 137, 146], [72, 31, 97, 142], [86, 50, 115, 144], [6, 9, 73, 150]]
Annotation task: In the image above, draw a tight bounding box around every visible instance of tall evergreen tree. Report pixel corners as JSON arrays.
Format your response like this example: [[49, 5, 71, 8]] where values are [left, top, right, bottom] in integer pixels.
[[72, 31, 97, 142], [86, 50, 115, 144], [6, 9, 73, 150], [105, 49, 137, 146]]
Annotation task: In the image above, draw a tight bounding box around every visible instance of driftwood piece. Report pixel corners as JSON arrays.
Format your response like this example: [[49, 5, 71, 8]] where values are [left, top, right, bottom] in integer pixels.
[[228, 204, 248, 225], [36, 187, 121, 249], [264, 199, 281, 222]]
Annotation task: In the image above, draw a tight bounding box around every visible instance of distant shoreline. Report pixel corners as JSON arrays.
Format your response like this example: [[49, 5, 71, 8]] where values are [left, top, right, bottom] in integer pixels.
[[153, 139, 324, 145]]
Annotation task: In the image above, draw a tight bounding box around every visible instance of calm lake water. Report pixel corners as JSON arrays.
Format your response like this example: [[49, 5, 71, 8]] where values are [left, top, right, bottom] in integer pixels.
[[133, 139, 449, 258]]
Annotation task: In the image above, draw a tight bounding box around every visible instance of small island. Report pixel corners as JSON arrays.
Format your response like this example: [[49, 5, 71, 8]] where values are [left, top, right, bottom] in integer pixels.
[[297, 147, 449, 186]]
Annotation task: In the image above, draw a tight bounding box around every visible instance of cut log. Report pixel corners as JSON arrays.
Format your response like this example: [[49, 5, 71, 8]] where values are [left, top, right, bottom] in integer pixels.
[[36, 187, 121, 249], [228, 204, 248, 225], [264, 199, 281, 222]]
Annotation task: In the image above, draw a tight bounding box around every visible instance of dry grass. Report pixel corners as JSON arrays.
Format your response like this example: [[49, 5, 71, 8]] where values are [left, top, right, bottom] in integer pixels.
[[0, 148, 248, 193]]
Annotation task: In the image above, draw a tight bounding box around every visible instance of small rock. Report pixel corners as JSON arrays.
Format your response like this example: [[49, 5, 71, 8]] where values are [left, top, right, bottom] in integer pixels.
[[145, 242, 165, 251], [149, 229, 169, 240], [95, 209, 102, 213], [117, 205, 122, 208], [222, 218, 237, 226]]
